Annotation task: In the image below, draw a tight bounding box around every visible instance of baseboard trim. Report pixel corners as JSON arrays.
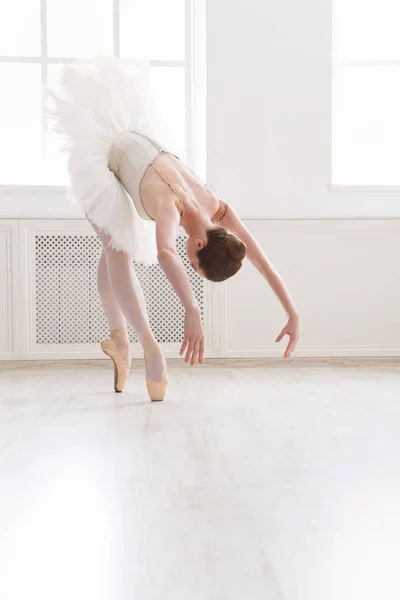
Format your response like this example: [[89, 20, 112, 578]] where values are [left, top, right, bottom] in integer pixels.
[[1, 345, 400, 361], [223, 346, 400, 358]]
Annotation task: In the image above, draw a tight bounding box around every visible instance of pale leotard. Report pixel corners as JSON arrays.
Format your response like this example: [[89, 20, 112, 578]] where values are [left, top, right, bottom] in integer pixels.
[[108, 130, 169, 220], [108, 129, 221, 225]]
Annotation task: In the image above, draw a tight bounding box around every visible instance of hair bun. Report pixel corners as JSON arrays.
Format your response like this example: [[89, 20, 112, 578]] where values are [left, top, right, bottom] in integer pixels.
[[225, 234, 246, 261]]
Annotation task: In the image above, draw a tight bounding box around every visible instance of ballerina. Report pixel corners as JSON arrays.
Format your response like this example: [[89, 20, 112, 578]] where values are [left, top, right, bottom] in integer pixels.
[[51, 58, 299, 401]]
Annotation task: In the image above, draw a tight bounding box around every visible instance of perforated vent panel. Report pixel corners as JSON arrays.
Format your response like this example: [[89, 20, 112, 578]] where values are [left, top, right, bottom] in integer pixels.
[[35, 234, 204, 345]]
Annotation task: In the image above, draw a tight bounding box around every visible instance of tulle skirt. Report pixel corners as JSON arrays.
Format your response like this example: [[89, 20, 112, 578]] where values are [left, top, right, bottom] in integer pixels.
[[49, 57, 163, 263]]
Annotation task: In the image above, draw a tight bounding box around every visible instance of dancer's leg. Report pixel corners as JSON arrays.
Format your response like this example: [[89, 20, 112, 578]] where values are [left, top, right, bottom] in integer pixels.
[[97, 248, 126, 331], [96, 247, 131, 374], [92, 223, 166, 381]]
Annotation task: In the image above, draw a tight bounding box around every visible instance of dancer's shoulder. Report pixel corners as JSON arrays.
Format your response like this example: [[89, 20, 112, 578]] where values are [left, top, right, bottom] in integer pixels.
[[212, 200, 228, 224]]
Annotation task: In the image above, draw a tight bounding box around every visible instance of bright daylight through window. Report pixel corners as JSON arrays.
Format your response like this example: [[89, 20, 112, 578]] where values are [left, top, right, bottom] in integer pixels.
[[332, 0, 400, 185], [0, 0, 188, 185]]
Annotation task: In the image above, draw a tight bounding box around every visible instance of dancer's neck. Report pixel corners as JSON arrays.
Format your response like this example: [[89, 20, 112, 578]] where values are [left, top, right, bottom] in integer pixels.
[[181, 205, 214, 237]]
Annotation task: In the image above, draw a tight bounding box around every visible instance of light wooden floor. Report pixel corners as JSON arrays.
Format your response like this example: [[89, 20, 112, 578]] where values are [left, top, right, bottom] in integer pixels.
[[0, 359, 399, 600]]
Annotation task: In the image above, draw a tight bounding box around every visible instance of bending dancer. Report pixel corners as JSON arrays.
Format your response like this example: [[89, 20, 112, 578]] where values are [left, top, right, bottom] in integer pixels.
[[52, 58, 299, 401]]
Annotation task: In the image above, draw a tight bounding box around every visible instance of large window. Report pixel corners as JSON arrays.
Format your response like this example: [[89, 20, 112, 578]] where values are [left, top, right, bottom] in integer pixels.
[[0, 0, 193, 186], [332, 0, 400, 185]]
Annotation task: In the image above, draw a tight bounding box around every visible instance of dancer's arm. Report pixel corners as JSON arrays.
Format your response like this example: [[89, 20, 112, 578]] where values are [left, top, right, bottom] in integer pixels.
[[220, 202, 299, 358], [156, 204, 204, 365]]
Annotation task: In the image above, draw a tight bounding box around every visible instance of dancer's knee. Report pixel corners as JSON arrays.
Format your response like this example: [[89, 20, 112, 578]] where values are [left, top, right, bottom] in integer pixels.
[[104, 248, 134, 290], [106, 247, 131, 270], [98, 247, 108, 269]]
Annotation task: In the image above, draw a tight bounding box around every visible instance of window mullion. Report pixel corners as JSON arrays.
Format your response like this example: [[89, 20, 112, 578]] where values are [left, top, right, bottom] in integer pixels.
[[0, 1, 194, 187], [40, 0, 48, 162], [185, 0, 193, 167], [113, 0, 120, 58], [0, 56, 185, 68], [336, 59, 400, 68]]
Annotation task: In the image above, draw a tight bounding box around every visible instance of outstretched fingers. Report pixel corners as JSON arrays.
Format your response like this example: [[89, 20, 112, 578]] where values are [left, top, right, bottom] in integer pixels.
[[185, 340, 195, 363], [199, 337, 204, 364], [275, 327, 286, 343], [190, 340, 199, 365], [284, 335, 298, 359], [180, 336, 189, 357], [181, 336, 204, 365]]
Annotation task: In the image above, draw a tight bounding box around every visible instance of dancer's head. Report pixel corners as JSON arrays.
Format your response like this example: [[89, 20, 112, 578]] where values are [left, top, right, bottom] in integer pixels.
[[186, 227, 246, 282]]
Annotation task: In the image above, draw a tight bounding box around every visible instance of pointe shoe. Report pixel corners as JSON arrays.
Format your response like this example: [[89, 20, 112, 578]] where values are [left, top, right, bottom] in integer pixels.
[[101, 334, 130, 393], [144, 353, 168, 402]]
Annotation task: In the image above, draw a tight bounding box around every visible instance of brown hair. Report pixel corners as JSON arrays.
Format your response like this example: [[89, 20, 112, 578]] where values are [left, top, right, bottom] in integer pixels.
[[197, 227, 246, 282]]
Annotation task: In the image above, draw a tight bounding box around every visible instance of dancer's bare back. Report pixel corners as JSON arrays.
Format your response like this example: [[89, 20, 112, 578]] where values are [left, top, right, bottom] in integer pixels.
[[140, 153, 221, 224]]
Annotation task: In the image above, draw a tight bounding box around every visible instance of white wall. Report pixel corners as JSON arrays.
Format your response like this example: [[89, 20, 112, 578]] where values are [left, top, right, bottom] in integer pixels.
[[221, 219, 400, 357], [206, 0, 400, 218], [0, 221, 19, 358]]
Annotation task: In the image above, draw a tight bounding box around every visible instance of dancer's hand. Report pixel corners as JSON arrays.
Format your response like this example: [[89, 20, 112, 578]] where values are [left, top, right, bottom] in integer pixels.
[[180, 306, 204, 365], [275, 313, 299, 359]]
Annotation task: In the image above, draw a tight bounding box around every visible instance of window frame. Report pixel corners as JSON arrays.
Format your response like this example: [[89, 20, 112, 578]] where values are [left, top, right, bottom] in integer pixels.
[[0, 0, 200, 192], [331, 4, 400, 191]]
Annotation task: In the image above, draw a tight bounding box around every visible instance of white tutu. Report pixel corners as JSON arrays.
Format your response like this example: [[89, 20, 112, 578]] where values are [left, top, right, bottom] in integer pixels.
[[48, 57, 163, 263]]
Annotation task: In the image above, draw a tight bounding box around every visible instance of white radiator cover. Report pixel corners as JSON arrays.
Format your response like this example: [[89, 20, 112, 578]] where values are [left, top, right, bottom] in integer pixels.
[[16, 220, 218, 360], [34, 233, 204, 347]]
